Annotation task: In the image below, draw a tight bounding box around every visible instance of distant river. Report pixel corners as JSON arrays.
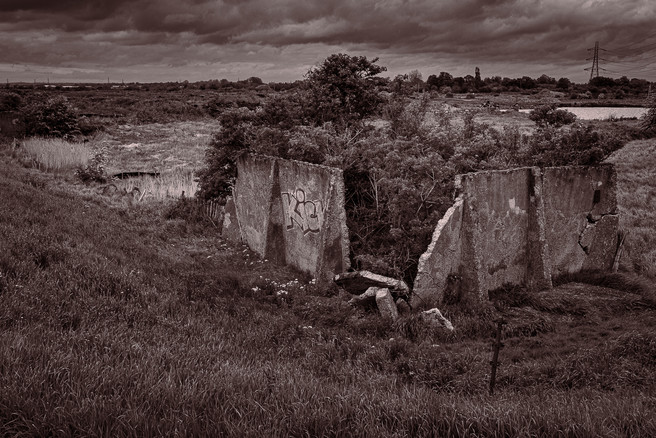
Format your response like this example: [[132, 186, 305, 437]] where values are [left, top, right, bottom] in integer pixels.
[[519, 107, 648, 120]]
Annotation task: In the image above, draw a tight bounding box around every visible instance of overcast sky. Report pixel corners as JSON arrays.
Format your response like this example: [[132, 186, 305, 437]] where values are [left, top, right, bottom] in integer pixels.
[[1, 0, 655, 84]]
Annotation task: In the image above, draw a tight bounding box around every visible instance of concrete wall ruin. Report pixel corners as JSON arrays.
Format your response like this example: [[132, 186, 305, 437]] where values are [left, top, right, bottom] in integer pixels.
[[224, 153, 350, 282], [413, 164, 618, 306]]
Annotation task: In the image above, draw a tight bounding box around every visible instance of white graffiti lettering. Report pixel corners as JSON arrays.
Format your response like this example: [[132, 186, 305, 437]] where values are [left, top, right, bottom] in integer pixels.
[[281, 189, 325, 235]]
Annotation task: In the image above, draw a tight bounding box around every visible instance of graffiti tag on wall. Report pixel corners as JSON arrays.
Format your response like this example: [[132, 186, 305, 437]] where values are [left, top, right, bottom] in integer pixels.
[[281, 188, 325, 235]]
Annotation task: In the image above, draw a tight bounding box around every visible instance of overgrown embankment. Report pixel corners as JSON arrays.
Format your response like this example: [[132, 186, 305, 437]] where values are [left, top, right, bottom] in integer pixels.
[[1, 144, 655, 436], [606, 138, 656, 277]]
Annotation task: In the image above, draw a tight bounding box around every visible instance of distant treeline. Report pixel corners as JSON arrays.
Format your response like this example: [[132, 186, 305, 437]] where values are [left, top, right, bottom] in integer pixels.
[[4, 72, 652, 99]]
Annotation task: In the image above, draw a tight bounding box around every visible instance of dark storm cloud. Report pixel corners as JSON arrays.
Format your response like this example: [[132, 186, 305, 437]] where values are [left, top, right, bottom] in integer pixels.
[[1, 0, 654, 82]]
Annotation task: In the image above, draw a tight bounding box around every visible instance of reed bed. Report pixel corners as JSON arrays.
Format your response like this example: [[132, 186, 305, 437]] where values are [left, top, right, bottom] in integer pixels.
[[113, 167, 198, 200], [20, 137, 93, 172]]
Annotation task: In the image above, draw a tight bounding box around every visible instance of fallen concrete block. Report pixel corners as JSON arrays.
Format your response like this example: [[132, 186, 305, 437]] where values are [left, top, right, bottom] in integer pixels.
[[420, 308, 454, 331], [375, 288, 399, 322], [334, 270, 409, 297]]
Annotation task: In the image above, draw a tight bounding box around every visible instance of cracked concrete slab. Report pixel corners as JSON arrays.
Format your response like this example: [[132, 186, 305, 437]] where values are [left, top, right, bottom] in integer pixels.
[[543, 164, 618, 276], [412, 196, 464, 307]]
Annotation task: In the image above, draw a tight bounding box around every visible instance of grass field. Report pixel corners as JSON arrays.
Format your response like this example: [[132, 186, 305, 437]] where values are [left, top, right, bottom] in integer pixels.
[[606, 138, 656, 277], [1, 122, 655, 435]]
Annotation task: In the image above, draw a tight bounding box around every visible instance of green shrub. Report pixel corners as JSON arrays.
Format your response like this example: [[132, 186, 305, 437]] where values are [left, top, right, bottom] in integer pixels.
[[195, 108, 255, 200], [21, 95, 81, 139], [0, 92, 21, 111], [529, 104, 576, 128], [75, 147, 107, 183], [642, 94, 656, 135]]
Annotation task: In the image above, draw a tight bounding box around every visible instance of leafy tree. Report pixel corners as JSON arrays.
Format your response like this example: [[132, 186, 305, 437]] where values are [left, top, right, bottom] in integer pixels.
[[589, 76, 616, 88], [556, 77, 571, 90], [519, 76, 536, 89], [426, 74, 439, 90], [304, 53, 387, 126]]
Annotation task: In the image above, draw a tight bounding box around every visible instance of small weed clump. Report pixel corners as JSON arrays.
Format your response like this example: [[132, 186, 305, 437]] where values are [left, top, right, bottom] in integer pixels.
[[75, 146, 108, 183]]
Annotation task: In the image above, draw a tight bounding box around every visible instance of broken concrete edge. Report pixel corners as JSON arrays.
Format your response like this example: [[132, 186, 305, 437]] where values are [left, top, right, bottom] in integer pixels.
[[413, 164, 619, 307], [412, 195, 464, 308], [542, 164, 619, 277], [333, 270, 410, 297], [421, 308, 454, 331], [314, 169, 351, 283]]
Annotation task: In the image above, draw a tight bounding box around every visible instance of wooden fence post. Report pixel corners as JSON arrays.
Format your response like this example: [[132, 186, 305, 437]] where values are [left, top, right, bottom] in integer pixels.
[[489, 318, 505, 395]]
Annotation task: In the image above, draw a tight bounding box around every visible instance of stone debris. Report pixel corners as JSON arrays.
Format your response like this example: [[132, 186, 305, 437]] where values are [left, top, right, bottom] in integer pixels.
[[395, 298, 411, 315], [420, 308, 454, 331], [334, 270, 409, 297], [375, 288, 399, 322], [347, 287, 378, 308]]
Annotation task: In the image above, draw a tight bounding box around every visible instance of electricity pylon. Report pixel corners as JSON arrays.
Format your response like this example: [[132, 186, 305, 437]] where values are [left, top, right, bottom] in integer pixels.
[[585, 41, 600, 81]]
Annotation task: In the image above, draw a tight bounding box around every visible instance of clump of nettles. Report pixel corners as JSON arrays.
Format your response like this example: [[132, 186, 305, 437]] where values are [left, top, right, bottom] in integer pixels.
[[75, 146, 108, 183]]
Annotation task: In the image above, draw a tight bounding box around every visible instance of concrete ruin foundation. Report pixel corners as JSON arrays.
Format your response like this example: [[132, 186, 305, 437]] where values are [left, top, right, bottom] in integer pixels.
[[223, 153, 350, 282], [412, 164, 619, 306]]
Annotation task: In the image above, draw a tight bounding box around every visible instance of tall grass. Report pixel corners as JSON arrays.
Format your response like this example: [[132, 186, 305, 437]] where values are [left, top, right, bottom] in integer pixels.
[[112, 168, 198, 200], [19, 137, 93, 172], [606, 138, 656, 277], [1, 149, 655, 436]]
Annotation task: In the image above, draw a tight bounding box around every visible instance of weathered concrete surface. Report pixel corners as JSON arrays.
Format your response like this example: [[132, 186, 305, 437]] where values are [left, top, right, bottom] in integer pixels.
[[413, 165, 617, 305], [233, 154, 275, 255], [460, 167, 551, 300], [228, 154, 350, 282], [221, 197, 241, 243], [542, 164, 618, 276], [412, 196, 464, 307], [273, 158, 349, 278], [347, 287, 378, 309], [420, 308, 454, 331], [375, 288, 399, 322], [334, 270, 409, 297]]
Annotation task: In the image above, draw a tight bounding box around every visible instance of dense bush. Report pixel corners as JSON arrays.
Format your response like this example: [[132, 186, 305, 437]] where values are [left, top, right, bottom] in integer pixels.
[[529, 104, 577, 128], [20, 95, 81, 139], [642, 93, 656, 135], [0, 92, 22, 111]]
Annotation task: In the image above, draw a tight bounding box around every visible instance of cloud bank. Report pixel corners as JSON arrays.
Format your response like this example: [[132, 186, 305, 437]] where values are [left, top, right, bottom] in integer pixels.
[[1, 0, 654, 83]]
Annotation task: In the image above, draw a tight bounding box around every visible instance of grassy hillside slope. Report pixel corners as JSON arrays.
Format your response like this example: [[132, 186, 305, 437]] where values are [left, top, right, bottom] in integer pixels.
[[0, 147, 655, 436], [606, 138, 656, 277]]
